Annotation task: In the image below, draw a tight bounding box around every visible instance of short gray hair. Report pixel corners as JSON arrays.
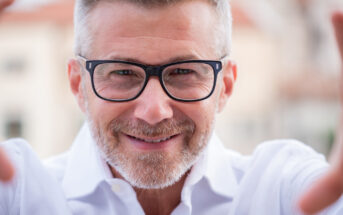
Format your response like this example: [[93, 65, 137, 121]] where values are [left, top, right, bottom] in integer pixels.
[[74, 0, 232, 57]]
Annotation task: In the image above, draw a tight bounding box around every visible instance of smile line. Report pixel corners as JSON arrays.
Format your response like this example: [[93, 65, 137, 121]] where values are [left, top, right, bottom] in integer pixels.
[[126, 134, 178, 143]]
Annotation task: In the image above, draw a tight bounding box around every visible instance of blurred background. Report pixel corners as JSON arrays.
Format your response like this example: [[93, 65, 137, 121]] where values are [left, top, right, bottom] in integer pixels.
[[0, 0, 342, 159]]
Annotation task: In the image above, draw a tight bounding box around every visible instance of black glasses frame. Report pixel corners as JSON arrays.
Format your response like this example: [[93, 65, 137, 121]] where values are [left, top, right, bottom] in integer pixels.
[[78, 55, 223, 102]]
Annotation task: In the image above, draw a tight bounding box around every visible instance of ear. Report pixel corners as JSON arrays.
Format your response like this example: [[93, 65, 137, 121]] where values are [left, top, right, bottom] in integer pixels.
[[217, 60, 237, 113], [68, 59, 86, 113]]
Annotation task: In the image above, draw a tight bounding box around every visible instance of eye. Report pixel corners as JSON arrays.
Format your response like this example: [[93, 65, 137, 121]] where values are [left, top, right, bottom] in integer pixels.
[[171, 68, 194, 75], [111, 70, 134, 76]]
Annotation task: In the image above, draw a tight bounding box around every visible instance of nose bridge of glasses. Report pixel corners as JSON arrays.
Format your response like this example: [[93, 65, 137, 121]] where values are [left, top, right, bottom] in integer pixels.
[[145, 65, 163, 77]]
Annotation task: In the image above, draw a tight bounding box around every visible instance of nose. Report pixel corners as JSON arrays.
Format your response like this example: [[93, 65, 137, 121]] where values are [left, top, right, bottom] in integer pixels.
[[133, 78, 173, 125]]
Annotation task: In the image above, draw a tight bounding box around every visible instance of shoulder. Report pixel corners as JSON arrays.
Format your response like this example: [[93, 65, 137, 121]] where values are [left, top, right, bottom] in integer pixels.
[[232, 139, 328, 180], [0, 139, 71, 214], [250, 139, 327, 166], [224, 139, 329, 197], [1, 138, 70, 184], [226, 139, 329, 214], [252, 139, 328, 178], [43, 151, 70, 184], [254, 139, 323, 158], [1, 138, 69, 175], [1, 138, 34, 157], [0, 138, 31, 214], [220, 139, 326, 175], [0, 138, 43, 176], [0, 138, 66, 185], [229, 139, 326, 167]]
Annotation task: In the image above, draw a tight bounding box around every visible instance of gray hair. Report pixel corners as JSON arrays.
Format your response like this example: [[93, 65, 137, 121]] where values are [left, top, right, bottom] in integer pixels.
[[74, 0, 232, 58]]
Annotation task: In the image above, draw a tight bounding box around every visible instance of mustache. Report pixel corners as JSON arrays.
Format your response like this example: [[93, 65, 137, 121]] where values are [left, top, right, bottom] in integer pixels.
[[109, 117, 195, 137]]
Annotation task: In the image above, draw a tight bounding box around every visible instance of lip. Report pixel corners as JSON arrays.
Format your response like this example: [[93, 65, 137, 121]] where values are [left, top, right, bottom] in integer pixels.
[[122, 133, 180, 151]]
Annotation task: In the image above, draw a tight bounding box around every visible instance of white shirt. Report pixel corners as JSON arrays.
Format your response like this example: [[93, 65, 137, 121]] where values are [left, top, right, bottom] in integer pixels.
[[0, 123, 342, 215]]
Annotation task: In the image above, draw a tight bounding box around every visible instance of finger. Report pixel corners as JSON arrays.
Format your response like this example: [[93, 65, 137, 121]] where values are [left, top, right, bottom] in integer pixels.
[[298, 169, 343, 215], [332, 12, 343, 61], [0, 147, 14, 182], [0, 0, 13, 12]]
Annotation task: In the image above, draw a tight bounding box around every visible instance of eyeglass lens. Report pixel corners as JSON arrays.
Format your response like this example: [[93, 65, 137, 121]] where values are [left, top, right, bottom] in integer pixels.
[[92, 62, 215, 101]]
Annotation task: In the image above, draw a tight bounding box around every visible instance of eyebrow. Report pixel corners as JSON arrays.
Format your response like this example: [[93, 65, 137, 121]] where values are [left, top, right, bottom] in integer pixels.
[[105, 54, 202, 65]]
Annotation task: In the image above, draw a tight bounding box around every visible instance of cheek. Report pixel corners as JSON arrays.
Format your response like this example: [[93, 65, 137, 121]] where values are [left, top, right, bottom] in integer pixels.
[[179, 101, 216, 153], [181, 99, 217, 132], [87, 99, 131, 130], [81, 77, 129, 128]]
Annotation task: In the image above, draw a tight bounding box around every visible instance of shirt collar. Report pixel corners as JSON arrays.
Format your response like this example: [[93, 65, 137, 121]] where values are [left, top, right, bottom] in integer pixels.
[[62, 123, 238, 200], [183, 133, 238, 199], [206, 134, 239, 198], [62, 123, 111, 199]]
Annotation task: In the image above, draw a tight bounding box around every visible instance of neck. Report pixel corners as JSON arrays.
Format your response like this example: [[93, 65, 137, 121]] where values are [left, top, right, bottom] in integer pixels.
[[135, 174, 187, 215], [110, 166, 189, 215]]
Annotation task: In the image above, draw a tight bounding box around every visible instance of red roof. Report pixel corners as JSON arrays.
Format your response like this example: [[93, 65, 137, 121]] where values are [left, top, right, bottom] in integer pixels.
[[0, 0, 74, 25], [0, 0, 254, 27], [231, 2, 254, 27], [280, 71, 339, 101]]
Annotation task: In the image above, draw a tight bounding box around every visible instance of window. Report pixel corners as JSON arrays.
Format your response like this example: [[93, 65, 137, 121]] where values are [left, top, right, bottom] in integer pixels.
[[4, 118, 23, 139], [2, 56, 26, 74]]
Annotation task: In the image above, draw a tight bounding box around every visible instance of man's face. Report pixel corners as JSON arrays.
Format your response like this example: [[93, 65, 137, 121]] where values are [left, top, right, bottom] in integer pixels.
[[69, 0, 235, 189]]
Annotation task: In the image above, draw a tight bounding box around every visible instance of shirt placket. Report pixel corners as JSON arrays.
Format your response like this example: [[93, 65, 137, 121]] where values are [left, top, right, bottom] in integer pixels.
[[171, 186, 192, 215], [107, 179, 145, 215]]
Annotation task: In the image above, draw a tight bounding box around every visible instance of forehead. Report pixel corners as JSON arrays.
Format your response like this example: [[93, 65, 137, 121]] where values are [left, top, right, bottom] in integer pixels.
[[87, 0, 218, 62]]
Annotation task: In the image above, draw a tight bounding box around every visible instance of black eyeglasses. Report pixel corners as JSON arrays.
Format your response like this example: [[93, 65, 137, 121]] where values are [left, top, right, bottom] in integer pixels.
[[78, 55, 225, 102]]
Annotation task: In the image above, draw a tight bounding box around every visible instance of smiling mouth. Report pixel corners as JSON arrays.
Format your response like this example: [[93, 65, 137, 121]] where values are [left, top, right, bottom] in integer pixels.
[[125, 134, 179, 143]]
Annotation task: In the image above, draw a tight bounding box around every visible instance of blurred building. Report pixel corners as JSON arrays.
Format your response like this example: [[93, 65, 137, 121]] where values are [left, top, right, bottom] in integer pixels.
[[0, 0, 342, 158], [0, 0, 83, 158], [216, 0, 343, 156]]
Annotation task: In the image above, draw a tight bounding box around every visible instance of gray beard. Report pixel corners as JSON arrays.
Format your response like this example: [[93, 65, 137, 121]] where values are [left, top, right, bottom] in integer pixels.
[[86, 115, 210, 189]]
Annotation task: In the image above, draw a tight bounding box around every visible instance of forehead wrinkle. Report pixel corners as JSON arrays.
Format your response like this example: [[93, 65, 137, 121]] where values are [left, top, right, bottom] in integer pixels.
[[115, 35, 193, 42], [90, 2, 193, 36], [88, 1, 217, 42], [87, 0, 219, 61], [94, 36, 212, 62], [89, 23, 213, 59]]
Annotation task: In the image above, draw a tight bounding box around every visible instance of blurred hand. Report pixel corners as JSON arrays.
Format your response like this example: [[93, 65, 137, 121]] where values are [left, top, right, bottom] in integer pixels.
[[0, 147, 14, 182], [0, 0, 13, 12], [298, 11, 343, 215], [0, 0, 15, 182]]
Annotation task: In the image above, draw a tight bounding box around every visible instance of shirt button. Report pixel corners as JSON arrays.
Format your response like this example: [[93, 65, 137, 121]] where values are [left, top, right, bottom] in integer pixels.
[[111, 183, 122, 193]]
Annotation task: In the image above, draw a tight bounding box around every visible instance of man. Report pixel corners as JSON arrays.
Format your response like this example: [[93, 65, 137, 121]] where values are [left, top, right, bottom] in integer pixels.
[[1, 0, 343, 214]]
